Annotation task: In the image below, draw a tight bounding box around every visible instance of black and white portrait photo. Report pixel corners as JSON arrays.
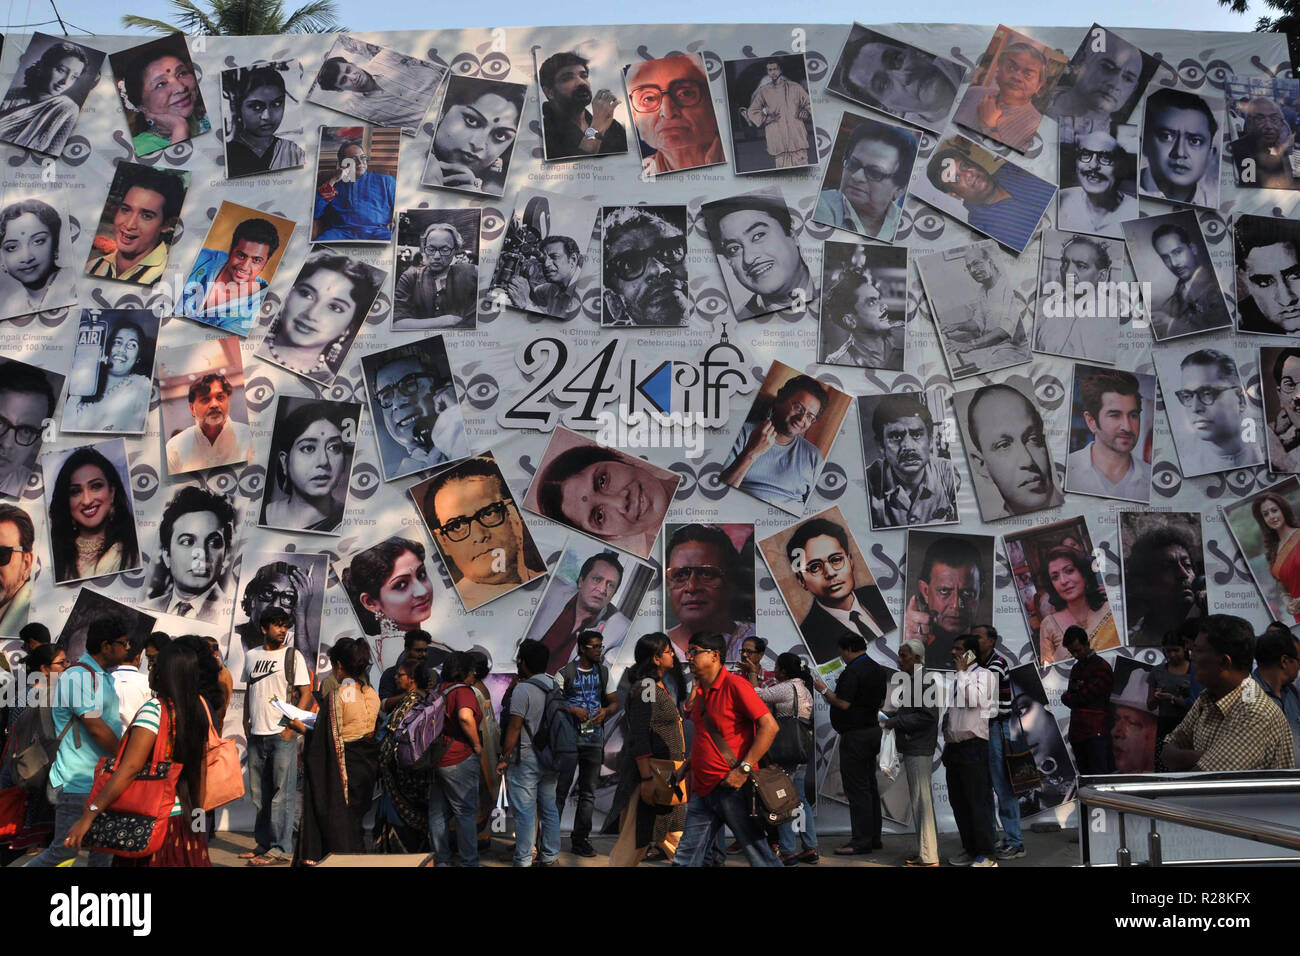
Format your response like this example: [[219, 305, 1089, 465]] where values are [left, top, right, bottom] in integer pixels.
[[61, 309, 159, 436], [1007, 664, 1076, 816], [139, 485, 237, 623], [0, 33, 104, 157], [813, 111, 917, 243], [489, 188, 597, 320], [1122, 210, 1232, 341], [1234, 214, 1300, 335], [392, 207, 481, 330], [228, 550, 328, 686], [818, 241, 905, 371], [1137, 84, 1223, 209], [422, 74, 528, 197], [700, 189, 813, 320], [1152, 345, 1265, 477], [952, 378, 1065, 521], [1226, 75, 1300, 190], [825, 23, 966, 133], [1064, 363, 1155, 504], [723, 53, 817, 174], [1261, 346, 1300, 472], [1119, 511, 1208, 648], [109, 34, 211, 157], [1056, 122, 1139, 238], [307, 35, 446, 134], [535, 44, 629, 161], [83, 162, 190, 287], [0, 191, 77, 320], [157, 335, 254, 476], [42, 438, 142, 586], [360, 336, 470, 482], [1044, 24, 1155, 143], [258, 396, 362, 535], [1034, 229, 1139, 364], [916, 239, 1034, 379], [600, 205, 690, 327], [220, 59, 308, 179], [0, 356, 63, 499], [857, 391, 960, 531]]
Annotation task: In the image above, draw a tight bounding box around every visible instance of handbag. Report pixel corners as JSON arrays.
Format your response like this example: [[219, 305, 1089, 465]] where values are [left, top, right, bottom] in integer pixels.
[[644, 698, 688, 807], [82, 699, 182, 858], [197, 698, 244, 811], [1002, 718, 1042, 796], [702, 709, 799, 827], [767, 683, 813, 768]]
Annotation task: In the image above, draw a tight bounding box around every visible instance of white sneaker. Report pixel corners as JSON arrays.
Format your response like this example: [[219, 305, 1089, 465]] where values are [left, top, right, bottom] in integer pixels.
[[971, 856, 999, 868], [948, 852, 974, 866]]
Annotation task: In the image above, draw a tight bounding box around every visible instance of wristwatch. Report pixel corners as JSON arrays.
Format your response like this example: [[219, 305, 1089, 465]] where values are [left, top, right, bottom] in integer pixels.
[[740, 762, 753, 775], [88, 802, 102, 814], [583, 127, 601, 140]]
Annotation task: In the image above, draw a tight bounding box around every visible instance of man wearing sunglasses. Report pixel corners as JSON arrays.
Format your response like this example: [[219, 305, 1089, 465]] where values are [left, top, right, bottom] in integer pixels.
[[0, 504, 33, 635], [785, 516, 895, 665], [815, 117, 917, 241], [368, 343, 469, 480], [529, 550, 629, 673], [0, 360, 55, 499], [424, 456, 544, 609], [625, 54, 723, 173], [233, 560, 318, 677], [600, 206, 689, 326], [1169, 349, 1262, 474], [721, 373, 828, 511]]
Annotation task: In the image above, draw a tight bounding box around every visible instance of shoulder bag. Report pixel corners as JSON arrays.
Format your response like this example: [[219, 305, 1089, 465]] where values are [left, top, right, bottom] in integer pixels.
[[702, 708, 799, 827], [198, 697, 244, 811], [644, 682, 688, 807]]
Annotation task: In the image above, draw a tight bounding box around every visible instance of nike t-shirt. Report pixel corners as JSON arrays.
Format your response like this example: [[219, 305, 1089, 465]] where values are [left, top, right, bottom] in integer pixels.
[[241, 646, 310, 737]]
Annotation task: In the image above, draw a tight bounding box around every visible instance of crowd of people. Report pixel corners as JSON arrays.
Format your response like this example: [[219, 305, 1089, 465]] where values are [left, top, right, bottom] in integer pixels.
[[0, 606, 1297, 868]]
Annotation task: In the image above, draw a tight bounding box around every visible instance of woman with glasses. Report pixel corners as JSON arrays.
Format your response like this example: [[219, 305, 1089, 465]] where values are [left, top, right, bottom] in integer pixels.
[[259, 399, 354, 534], [624, 54, 723, 174], [423, 76, 527, 197], [1253, 492, 1300, 623], [366, 342, 469, 480], [1035, 545, 1119, 665], [48, 445, 140, 585], [600, 205, 690, 327]]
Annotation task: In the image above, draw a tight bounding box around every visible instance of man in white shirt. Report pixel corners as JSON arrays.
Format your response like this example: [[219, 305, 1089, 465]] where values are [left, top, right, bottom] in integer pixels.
[[942, 633, 999, 867], [1065, 366, 1152, 503], [141, 486, 235, 623], [1168, 349, 1262, 475], [165, 373, 253, 474], [111, 632, 151, 722]]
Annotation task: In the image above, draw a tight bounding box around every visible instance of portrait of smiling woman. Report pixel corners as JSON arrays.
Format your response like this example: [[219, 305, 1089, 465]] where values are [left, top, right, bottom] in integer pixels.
[[0, 194, 78, 320], [422, 75, 528, 197], [256, 251, 386, 384], [111, 34, 211, 157], [43, 439, 141, 586], [259, 396, 361, 536], [0, 34, 104, 156], [340, 536, 436, 646], [61, 310, 158, 435]]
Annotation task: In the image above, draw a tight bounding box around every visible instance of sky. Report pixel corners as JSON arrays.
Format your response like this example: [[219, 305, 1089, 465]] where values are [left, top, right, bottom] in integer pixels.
[[32, 0, 1255, 38]]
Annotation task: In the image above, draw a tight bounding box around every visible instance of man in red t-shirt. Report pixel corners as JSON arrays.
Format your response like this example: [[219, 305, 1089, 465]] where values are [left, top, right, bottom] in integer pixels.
[[672, 631, 782, 867]]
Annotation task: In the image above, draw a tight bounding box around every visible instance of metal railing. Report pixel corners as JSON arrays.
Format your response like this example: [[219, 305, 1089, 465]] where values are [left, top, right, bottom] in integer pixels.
[[1077, 784, 1300, 866]]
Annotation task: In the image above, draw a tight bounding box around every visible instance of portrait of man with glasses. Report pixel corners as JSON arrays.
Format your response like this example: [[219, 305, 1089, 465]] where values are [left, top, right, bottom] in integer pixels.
[[1155, 347, 1264, 478], [858, 393, 960, 531], [1263, 347, 1300, 472], [600, 204, 690, 326], [0, 357, 60, 500], [721, 365, 841, 514], [1056, 124, 1139, 238], [623, 53, 724, 175], [312, 132, 397, 243], [231, 553, 325, 678], [662, 522, 759, 665], [814, 112, 918, 242], [414, 453, 546, 611], [362, 337, 469, 481], [392, 208, 480, 330]]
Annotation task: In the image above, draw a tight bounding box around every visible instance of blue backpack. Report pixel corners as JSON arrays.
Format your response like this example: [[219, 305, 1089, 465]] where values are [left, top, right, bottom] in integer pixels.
[[522, 676, 578, 775]]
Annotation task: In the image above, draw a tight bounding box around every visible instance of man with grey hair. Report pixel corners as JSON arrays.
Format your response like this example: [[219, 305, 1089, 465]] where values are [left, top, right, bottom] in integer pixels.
[[953, 41, 1050, 151], [393, 220, 477, 327], [1229, 96, 1299, 190], [600, 206, 689, 326], [943, 245, 1028, 369], [883, 637, 941, 866], [1172, 349, 1262, 474]]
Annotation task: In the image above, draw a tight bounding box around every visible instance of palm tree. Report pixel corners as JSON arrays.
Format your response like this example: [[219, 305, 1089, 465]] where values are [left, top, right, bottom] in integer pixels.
[[122, 0, 342, 34], [1218, 0, 1300, 66]]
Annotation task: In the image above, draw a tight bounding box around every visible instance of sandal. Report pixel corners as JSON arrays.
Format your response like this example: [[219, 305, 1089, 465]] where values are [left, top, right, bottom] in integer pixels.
[[248, 853, 290, 866], [238, 847, 269, 860]]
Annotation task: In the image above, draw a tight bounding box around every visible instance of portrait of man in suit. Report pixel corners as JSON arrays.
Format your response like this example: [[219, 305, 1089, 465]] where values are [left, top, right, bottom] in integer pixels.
[[784, 516, 895, 664]]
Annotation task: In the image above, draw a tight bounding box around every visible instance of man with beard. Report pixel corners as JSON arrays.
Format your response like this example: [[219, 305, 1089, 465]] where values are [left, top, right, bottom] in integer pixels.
[[823, 272, 902, 369], [165, 372, 254, 474], [1140, 88, 1219, 207], [925, 145, 1055, 253], [953, 42, 1049, 152], [141, 486, 235, 623], [538, 51, 627, 160], [1056, 129, 1138, 237], [180, 216, 281, 336], [702, 193, 813, 320], [86, 165, 186, 285], [313, 140, 397, 242], [1267, 348, 1300, 470], [943, 246, 1028, 369], [531, 550, 630, 673], [834, 30, 960, 129], [721, 374, 827, 510], [600, 207, 689, 326], [371, 345, 469, 478], [785, 516, 894, 663], [1171, 349, 1260, 474], [965, 383, 1063, 518], [744, 58, 812, 169], [815, 119, 915, 241], [504, 235, 584, 318], [1230, 97, 1299, 189], [0, 504, 33, 634], [663, 524, 757, 663], [866, 394, 960, 529], [1125, 526, 1207, 648], [393, 221, 478, 327], [1236, 219, 1300, 335], [1066, 367, 1151, 501], [1046, 29, 1146, 141], [904, 536, 983, 669], [1149, 223, 1230, 338]]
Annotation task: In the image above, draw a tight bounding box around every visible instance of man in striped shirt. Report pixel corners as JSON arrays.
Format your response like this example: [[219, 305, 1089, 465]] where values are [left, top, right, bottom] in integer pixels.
[[974, 624, 1024, 860]]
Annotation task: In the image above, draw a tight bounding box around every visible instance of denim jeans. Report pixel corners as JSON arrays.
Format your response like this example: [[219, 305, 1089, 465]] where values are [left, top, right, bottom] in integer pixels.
[[987, 720, 1023, 848], [776, 765, 818, 855], [555, 744, 602, 843], [672, 785, 782, 867], [506, 751, 560, 867], [428, 754, 481, 866], [26, 786, 114, 867], [247, 732, 298, 856]]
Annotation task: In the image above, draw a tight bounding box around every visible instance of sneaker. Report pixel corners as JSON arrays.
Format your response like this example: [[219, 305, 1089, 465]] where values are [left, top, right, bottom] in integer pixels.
[[570, 840, 597, 858], [971, 856, 999, 868], [796, 848, 820, 865], [996, 844, 1026, 860], [947, 851, 974, 866]]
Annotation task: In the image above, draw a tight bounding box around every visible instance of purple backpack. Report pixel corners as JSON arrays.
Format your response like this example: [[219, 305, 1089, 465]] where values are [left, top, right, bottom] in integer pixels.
[[394, 683, 467, 771]]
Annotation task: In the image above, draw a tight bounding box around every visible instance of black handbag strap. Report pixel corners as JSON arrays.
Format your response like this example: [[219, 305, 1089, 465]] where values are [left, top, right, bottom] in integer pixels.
[[702, 708, 739, 768]]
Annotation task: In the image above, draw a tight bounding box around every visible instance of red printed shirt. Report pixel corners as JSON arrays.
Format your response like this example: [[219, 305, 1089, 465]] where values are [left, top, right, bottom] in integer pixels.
[[688, 669, 770, 796]]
